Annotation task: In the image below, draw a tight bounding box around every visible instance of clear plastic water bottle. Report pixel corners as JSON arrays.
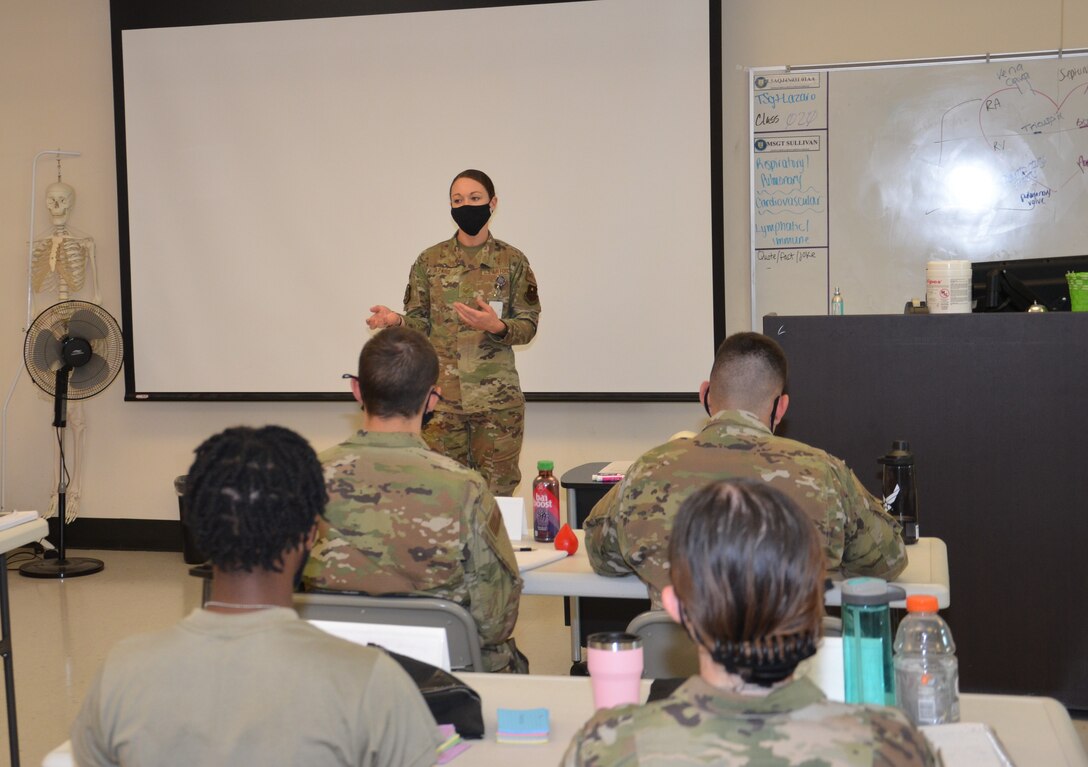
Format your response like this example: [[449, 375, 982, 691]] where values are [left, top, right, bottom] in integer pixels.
[[893, 594, 960, 725]]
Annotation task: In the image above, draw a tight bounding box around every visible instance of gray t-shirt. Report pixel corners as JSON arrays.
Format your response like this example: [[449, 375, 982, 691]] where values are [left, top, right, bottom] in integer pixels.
[[71, 608, 440, 767]]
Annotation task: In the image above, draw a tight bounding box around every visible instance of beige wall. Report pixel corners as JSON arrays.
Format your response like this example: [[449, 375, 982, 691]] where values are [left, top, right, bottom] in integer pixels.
[[2, 1, 1084, 523]]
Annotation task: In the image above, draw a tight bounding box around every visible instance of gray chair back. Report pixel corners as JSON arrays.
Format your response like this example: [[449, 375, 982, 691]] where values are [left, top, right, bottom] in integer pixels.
[[293, 592, 484, 672], [625, 610, 699, 679]]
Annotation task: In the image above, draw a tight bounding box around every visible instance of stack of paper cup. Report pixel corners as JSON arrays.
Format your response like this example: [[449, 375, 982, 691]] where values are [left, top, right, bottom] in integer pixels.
[[926, 260, 972, 313]]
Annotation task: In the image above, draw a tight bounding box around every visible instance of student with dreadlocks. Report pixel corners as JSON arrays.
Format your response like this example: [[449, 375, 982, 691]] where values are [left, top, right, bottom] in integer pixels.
[[564, 480, 935, 767], [71, 425, 440, 767]]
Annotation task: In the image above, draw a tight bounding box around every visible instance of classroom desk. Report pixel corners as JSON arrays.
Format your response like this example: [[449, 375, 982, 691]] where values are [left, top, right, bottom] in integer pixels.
[[518, 528, 950, 664], [518, 530, 950, 607], [449, 674, 1086, 767], [1, 514, 48, 767], [39, 680, 1088, 767]]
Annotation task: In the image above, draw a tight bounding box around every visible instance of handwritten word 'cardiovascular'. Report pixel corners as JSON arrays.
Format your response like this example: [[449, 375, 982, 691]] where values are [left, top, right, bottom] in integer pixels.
[[754, 91, 817, 108], [754, 192, 824, 211], [1020, 188, 1051, 207], [1059, 64, 1088, 83], [1021, 113, 1061, 134]]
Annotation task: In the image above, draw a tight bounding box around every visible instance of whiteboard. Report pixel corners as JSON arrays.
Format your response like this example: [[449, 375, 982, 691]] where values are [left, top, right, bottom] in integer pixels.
[[750, 53, 1088, 322], [113, 0, 719, 399]]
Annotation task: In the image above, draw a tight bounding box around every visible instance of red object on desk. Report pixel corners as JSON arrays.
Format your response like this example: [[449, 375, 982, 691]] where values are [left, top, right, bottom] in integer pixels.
[[554, 524, 579, 556]]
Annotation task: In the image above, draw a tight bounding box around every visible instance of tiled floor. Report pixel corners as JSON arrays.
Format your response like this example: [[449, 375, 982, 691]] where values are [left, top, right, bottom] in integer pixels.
[[0, 548, 573, 767], [1, 549, 1086, 766]]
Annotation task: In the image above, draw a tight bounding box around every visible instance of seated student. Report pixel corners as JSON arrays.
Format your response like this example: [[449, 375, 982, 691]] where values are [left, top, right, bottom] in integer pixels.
[[584, 331, 906, 605], [304, 327, 527, 673], [565, 480, 935, 767], [71, 425, 440, 767]]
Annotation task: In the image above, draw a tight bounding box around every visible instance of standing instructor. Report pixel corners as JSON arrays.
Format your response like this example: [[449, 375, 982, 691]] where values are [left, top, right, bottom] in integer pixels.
[[368, 169, 540, 495]]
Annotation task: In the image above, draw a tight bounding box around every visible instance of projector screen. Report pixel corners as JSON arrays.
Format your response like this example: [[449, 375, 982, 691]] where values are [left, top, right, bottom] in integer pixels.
[[111, 0, 723, 400]]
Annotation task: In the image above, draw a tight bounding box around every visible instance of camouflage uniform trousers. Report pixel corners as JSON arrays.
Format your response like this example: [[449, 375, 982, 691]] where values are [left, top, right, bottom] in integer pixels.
[[423, 406, 524, 496]]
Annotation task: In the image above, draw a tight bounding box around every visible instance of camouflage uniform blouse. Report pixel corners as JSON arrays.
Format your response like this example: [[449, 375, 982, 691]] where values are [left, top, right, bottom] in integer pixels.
[[584, 410, 907, 604], [563, 676, 936, 767], [302, 431, 524, 672], [402, 234, 540, 414]]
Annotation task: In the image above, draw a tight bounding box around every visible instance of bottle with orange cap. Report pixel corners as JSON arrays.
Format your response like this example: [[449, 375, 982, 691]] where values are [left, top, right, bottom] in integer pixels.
[[893, 594, 960, 725]]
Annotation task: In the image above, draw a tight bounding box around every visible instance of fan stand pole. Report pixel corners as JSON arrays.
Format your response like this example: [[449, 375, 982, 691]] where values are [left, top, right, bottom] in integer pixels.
[[20, 401, 103, 579]]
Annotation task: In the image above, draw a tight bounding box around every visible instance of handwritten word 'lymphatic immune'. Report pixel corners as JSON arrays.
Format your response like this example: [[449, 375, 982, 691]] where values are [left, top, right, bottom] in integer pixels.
[[756, 220, 811, 246], [1058, 64, 1088, 83], [1020, 188, 1051, 207], [754, 91, 818, 108], [757, 250, 818, 266], [1021, 113, 1061, 134]]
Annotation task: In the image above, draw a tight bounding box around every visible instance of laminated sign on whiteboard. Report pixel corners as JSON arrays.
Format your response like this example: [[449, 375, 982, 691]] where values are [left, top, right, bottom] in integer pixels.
[[750, 71, 830, 323]]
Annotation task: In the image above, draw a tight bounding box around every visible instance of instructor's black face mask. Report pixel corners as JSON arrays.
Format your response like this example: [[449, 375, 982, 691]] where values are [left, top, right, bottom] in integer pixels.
[[451, 203, 492, 236]]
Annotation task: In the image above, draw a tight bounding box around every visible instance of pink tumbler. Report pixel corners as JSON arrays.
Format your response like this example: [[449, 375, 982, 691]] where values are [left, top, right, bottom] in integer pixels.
[[586, 632, 644, 709]]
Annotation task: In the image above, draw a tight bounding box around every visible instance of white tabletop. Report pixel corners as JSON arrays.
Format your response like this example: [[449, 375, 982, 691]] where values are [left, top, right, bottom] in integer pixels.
[[41, 677, 1087, 767], [447, 674, 1085, 767], [0, 514, 47, 556], [517, 530, 950, 608]]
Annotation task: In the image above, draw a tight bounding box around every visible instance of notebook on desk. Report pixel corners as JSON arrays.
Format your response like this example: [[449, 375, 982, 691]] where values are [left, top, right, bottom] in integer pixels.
[[0, 510, 39, 532]]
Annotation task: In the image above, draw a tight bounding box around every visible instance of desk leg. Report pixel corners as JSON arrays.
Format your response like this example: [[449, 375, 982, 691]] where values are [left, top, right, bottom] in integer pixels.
[[569, 596, 582, 663], [0, 553, 21, 767]]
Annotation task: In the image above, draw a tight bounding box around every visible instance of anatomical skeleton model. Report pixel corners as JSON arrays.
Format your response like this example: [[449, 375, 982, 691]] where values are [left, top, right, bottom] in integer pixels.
[[30, 180, 100, 522]]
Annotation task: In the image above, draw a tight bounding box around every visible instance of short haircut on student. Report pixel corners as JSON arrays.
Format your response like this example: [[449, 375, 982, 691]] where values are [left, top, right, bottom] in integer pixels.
[[357, 326, 439, 418], [708, 332, 788, 412], [184, 425, 326, 573]]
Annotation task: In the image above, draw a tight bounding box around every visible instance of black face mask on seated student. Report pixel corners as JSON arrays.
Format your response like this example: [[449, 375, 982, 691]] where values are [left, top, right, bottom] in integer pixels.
[[451, 204, 492, 236]]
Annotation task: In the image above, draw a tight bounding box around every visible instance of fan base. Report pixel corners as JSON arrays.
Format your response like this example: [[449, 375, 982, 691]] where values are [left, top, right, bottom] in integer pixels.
[[19, 557, 104, 579]]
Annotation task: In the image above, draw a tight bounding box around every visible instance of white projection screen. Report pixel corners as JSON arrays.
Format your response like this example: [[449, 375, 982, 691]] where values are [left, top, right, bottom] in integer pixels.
[[112, 0, 723, 400]]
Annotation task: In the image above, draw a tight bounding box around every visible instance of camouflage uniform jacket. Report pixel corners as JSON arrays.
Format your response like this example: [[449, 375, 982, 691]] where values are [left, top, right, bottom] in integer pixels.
[[584, 410, 907, 604], [563, 676, 936, 767], [402, 234, 540, 414], [303, 430, 524, 672]]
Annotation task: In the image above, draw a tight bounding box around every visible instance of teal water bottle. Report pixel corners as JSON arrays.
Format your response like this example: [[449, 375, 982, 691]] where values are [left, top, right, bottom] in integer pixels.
[[841, 578, 904, 706]]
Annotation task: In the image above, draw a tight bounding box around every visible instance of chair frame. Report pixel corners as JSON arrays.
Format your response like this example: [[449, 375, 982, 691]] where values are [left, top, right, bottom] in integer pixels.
[[293, 592, 484, 672]]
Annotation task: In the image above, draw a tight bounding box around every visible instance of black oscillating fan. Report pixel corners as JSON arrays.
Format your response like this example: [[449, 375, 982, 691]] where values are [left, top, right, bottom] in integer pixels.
[[21, 300, 123, 578]]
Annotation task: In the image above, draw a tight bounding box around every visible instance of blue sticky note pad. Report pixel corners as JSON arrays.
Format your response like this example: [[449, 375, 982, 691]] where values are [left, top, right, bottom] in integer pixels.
[[497, 707, 550, 735]]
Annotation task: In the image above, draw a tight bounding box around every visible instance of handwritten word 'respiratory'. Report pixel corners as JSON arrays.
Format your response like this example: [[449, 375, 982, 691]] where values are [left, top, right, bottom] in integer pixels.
[[754, 91, 818, 107], [754, 156, 808, 172]]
